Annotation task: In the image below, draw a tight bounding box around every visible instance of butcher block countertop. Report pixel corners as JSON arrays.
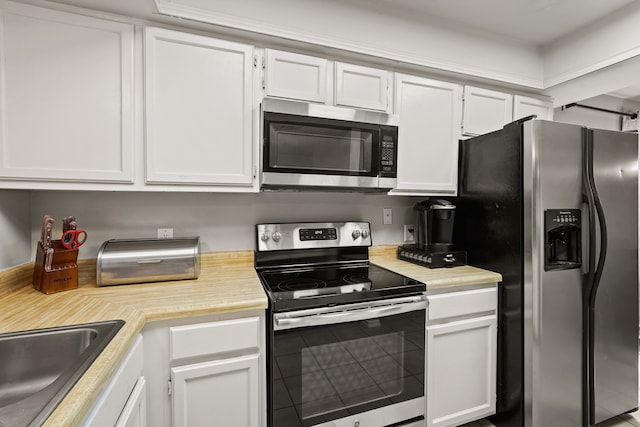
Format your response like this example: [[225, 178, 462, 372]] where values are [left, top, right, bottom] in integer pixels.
[[0, 246, 501, 426]]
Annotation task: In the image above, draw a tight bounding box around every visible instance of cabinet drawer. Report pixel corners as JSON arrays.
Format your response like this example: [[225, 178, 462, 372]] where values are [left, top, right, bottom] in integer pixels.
[[170, 317, 260, 361], [428, 287, 497, 322]]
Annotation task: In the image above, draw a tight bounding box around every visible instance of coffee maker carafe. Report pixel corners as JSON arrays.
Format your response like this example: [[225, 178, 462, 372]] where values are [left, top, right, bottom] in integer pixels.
[[414, 199, 456, 252]]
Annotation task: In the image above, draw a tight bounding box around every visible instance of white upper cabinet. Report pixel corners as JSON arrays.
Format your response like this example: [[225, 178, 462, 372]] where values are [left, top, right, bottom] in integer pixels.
[[264, 49, 390, 111], [0, 2, 134, 183], [335, 62, 389, 111], [462, 86, 513, 136], [513, 95, 554, 121], [265, 49, 328, 103], [392, 74, 462, 195], [145, 27, 255, 187]]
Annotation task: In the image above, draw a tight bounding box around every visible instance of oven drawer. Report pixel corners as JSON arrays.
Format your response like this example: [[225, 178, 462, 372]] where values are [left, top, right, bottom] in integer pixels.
[[170, 317, 260, 361], [428, 286, 497, 322]]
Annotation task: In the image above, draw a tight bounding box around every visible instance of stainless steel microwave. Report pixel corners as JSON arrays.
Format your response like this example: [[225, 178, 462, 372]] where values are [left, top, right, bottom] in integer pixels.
[[261, 98, 399, 191]]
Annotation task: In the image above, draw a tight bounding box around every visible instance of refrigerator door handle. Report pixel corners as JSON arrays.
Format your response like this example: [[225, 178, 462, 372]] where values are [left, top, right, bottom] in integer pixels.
[[582, 130, 597, 282], [581, 129, 609, 427], [580, 201, 594, 277], [584, 129, 609, 308], [581, 130, 596, 427]]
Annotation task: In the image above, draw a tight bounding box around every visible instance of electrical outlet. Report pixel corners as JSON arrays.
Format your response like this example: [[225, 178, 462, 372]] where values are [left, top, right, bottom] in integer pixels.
[[383, 208, 392, 225], [403, 224, 415, 243], [157, 228, 173, 239]]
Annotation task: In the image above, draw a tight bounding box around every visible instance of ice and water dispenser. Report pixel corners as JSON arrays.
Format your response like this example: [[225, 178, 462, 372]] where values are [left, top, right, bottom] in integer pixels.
[[544, 209, 581, 271]]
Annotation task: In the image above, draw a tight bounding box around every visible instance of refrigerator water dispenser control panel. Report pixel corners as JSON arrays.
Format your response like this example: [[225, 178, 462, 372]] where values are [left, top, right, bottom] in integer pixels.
[[544, 209, 581, 271]]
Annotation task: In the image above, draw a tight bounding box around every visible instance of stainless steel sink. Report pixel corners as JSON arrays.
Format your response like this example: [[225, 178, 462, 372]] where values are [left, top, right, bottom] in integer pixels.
[[0, 320, 125, 427]]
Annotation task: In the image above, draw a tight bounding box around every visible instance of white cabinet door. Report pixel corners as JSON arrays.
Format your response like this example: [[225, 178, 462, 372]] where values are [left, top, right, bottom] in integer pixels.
[[513, 95, 554, 121], [462, 86, 513, 136], [335, 62, 389, 111], [171, 354, 260, 427], [82, 336, 144, 427], [115, 377, 147, 427], [145, 27, 254, 186], [393, 74, 461, 195], [426, 315, 497, 427], [0, 2, 134, 183], [265, 49, 328, 103]]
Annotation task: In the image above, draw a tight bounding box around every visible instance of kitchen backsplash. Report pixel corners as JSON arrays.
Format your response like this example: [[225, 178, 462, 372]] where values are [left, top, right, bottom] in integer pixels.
[[0, 190, 420, 270]]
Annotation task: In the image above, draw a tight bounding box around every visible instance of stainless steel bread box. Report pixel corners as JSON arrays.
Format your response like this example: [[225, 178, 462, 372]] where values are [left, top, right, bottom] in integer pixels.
[[97, 237, 200, 286]]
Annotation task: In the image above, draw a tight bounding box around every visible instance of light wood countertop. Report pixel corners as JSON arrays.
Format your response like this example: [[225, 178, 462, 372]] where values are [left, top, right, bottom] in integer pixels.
[[369, 246, 502, 291], [0, 246, 501, 426]]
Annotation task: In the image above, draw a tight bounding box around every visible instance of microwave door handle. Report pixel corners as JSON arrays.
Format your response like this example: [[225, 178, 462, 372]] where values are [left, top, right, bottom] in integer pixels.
[[274, 298, 427, 331]]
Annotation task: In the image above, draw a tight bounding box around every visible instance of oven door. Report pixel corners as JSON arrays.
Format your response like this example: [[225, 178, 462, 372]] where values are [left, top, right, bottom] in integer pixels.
[[270, 295, 427, 427]]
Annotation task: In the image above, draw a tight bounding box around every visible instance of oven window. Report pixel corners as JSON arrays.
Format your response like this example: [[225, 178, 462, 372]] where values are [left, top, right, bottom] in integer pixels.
[[267, 122, 374, 175], [272, 310, 425, 426]]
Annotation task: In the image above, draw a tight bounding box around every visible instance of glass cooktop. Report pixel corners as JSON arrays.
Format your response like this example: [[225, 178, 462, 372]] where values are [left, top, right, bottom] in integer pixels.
[[258, 263, 426, 312]]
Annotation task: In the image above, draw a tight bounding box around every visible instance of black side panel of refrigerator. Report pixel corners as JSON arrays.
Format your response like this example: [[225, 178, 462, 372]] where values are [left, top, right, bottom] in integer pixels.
[[454, 121, 524, 427]]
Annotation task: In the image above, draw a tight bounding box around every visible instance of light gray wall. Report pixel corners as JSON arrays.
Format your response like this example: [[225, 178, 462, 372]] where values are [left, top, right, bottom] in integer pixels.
[[27, 191, 423, 261], [0, 190, 31, 270]]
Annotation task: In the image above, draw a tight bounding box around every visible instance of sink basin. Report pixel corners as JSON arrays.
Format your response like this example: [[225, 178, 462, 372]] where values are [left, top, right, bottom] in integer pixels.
[[0, 320, 124, 427]]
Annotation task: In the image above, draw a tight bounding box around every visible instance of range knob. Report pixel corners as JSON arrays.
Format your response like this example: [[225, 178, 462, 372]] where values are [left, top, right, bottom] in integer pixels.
[[352, 229, 361, 239], [272, 231, 282, 242], [361, 229, 369, 239], [260, 233, 270, 242]]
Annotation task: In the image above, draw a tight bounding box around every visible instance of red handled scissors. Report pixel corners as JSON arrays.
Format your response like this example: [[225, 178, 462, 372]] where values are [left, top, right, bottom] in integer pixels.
[[61, 229, 87, 249]]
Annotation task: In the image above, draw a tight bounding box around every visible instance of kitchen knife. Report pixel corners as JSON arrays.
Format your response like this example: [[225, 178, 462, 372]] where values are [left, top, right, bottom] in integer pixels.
[[62, 216, 76, 233], [40, 215, 54, 249]]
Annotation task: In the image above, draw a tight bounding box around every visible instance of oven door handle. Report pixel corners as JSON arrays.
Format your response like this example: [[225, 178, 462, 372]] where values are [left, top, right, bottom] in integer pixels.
[[274, 296, 427, 331]]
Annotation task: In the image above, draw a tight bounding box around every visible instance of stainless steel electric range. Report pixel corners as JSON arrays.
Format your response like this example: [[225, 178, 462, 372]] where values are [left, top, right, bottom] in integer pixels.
[[254, 221, 427, 427]]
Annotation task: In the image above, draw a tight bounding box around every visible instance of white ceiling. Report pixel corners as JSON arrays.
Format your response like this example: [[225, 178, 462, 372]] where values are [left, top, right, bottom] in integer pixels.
[[369, 0, 638, 46], [356, 0, 640, 103]]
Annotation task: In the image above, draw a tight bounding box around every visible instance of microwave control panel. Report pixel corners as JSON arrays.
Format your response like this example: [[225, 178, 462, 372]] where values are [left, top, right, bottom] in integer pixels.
[[379, 126, 398, 177]]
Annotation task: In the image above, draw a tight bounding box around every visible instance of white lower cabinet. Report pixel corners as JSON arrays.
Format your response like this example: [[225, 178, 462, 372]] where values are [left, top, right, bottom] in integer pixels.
[[426, 287, 497, 427], [116, 377, 147, 427], [171, 354, 260, 426], [142, 311, 266, 427], [82, 335, 146, 427]]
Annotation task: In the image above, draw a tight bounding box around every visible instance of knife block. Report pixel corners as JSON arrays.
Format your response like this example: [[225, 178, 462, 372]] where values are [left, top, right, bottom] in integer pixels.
[[33, 240, 79, 294]]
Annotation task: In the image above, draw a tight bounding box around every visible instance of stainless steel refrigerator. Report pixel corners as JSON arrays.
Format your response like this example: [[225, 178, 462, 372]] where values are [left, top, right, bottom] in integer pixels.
[[455, 118, 639, 427]]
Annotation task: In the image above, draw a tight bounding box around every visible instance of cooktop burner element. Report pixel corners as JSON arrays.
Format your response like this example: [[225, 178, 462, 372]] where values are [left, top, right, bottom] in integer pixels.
[[254, 222, 426, 311], [276, 278, 327, 292]]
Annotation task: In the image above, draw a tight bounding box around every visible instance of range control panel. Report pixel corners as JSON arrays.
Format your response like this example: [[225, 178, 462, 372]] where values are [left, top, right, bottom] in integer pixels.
[[256, 222, 371, 251], [299, 227, 337, 241]]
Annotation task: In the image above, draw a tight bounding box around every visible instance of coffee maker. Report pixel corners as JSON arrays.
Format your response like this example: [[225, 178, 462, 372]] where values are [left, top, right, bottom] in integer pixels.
[[397, 199, 467, 268]]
